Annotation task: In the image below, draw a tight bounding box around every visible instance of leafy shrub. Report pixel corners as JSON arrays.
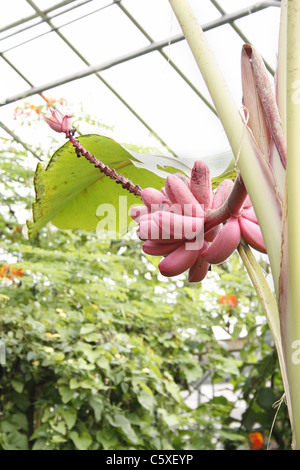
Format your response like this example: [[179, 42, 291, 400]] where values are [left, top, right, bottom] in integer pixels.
[[0, 116, 291, 450]]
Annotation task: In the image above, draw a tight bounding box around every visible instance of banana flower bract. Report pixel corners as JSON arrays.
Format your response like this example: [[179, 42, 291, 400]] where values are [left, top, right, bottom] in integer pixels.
[[43, 108, 73, 136]]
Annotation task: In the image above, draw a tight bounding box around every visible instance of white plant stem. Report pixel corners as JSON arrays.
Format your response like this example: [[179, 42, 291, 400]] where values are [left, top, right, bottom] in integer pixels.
[[238, 241, 288, 409], [284, 0, 300, 449], [277, 0, 288, 138]]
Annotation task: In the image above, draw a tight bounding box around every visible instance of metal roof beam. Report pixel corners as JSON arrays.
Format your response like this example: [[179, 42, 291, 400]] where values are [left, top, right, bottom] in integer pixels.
[[117, 2, 218, 116], [0, 0, 81, 34], [22, 0, 177, 155], [0, 2, 279, 107], [0, 121, 42, 160], [210, 0, 277, 75], [0, 0, 113, 53]]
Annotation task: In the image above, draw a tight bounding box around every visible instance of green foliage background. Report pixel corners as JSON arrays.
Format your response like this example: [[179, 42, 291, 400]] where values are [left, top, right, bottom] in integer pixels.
[[0, 105, 292, 450]]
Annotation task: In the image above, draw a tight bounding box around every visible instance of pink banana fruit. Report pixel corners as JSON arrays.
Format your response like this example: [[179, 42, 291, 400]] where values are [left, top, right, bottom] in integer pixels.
[[153, 211, 204, 240], [189, 160, 213, 210], [238, 216, 267, 253], [137, 219, 162, 241], [137, 220, 179, 244], [204, 225, 221, 242], [142, 240, 183, 256], [141, 188, 165, 209], [212, 179, 234, 210], [188, 241, 210, 282], [130, 205, 150, 222], [158, 242, 200, 277], [242, 195, 252, 209], [132, 159, 267, 282], [241, 207, 258, 224], [164, 174, 203, 217], [160, 187, 167, 197], [139, 213, 155, 223], [201, 217, 241, 264], [173, 172, 190, 186]]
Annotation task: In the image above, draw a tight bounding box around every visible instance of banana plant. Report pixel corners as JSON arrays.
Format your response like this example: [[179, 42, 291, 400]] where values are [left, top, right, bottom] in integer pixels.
[[165, 0, 299, 449], [28, 0, 300, 449]]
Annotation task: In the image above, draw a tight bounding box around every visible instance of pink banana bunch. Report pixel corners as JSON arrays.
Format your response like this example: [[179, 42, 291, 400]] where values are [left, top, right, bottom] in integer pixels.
[[201, 180, 267, 265], [131, 161, 267, 282]]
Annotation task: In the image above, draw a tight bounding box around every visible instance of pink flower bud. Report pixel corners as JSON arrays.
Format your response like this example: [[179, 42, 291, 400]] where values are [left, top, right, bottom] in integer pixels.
[[43, 108, 73, 136]]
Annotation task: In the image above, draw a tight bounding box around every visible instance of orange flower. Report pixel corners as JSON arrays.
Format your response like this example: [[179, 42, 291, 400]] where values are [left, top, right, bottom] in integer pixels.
[[249, 432, 265, 450], [44, 96, 66, 108], [13, 97, 66, 121], [218, 294, 237, 307], [0, 264, 8, 278], [10, 267, 23, 277], [0, 265, 23, 280]]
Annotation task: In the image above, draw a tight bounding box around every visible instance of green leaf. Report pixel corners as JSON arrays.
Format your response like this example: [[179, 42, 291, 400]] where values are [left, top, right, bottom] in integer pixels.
[[69, 378, 80, 390], [257, 388, 277, 410], [0, 294, 10, 306], [96, 428, 119, 450], [219, 358, 241, 376], [97, 355, 110, 371], [76, 342, 100, 363], [27, 134, 234, 238], [11, 378, 24, 393], [139, 383, 153, 395], [58, 385, 74, 404], [158, 408, 179, 427], [164, 381, 182, 403], [27, 135, 165, 238], [51, 421, 66, 435], [182, 363, 203, 383], [218, 429, 246, 442], [137, 390, 155, 412], [89, 396, 103, 422], [109, 412, 139, 444], [61, 408, 77, 430], [80, 324, 96, 335], [69, 431, 92, 450], [51, 434, 67, 443], [29, 423, 49, 441], [31, 438, 48, 450], [2, 430, 29, 450], [53, 352, 65, 362], [11, 412, 28, 431]]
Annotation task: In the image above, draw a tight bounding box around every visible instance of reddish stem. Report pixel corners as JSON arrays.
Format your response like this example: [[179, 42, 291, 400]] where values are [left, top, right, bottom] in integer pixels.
[[68, 134, 142, 197], [68, 132, 245, 232], [204, 173, 248, 232]]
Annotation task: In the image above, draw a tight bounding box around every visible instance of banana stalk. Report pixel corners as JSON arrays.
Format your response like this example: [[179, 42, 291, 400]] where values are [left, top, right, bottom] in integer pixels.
[[281, 0, 300, 449]]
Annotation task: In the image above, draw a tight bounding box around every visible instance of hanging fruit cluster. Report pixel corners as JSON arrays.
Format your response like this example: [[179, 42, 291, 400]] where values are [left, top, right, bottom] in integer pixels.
[[42, 108, 267, 283], [131, 161, 266, 282]]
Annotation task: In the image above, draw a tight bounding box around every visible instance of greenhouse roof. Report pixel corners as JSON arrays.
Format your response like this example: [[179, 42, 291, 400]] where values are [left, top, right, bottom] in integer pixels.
[[0, 0, 281, 160]]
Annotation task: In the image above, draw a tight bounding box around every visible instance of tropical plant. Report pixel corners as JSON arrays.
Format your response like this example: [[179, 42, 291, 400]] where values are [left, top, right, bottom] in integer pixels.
[[25, 0, 300, 449], [6, 0, 300, 446], [0, 166, 291, 449], [0, 109, 292, 450]]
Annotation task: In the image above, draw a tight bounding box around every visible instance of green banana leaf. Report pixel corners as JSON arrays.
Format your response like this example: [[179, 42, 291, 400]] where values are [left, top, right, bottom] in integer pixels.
[[27, 134, 234, 238]]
